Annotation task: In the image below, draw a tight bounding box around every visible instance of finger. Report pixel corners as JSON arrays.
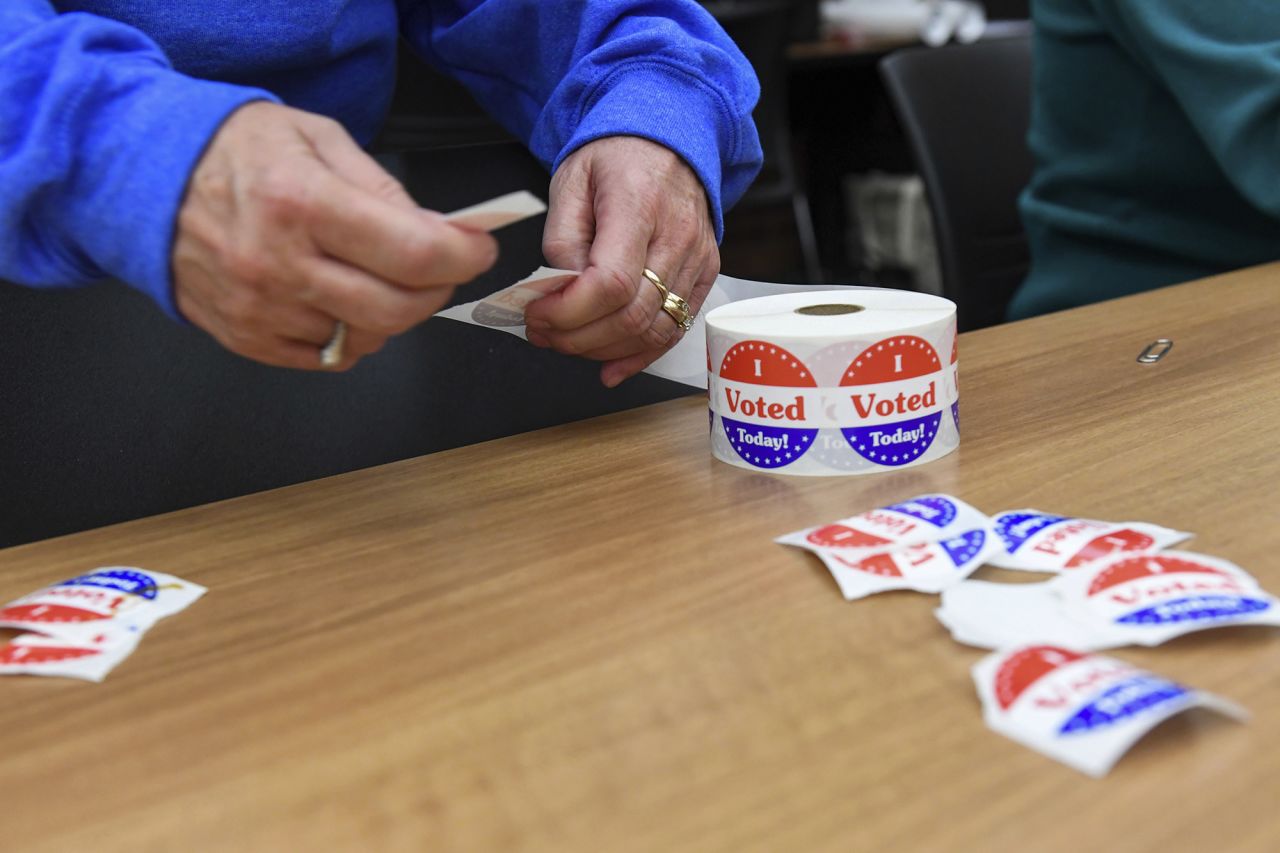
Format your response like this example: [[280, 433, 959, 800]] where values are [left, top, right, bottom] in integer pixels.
[[574, 260, 705, 362], [533, 235, 699, 357], [574, 336, 649, 362], [528, 270, 661, 356], [266, 303, 344, 346], [525, 196, 653, 332], [340, 327, 390, 359], [302, 170, 498, 288], [291, 316, 386, 362], [182, 289, 345, 371], [582, 250, 714, 370], [304, 325, 387, 371], [600, 343, 678, 388], [296, 256, 455, 337]]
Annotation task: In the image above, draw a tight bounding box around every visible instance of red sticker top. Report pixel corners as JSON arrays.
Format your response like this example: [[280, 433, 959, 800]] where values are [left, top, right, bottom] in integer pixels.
[[994, 645, 1085, 710], [841, 336, 941, 386], [1063, 529, 1156, 569], [0, 603, 106, 624], [1086, 555, 1227, 597], [720, 341, 816, 387], [805, 524, 892, 549]]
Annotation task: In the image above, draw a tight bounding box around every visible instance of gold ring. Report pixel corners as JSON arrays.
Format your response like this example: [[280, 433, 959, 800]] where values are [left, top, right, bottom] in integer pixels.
[[320, 320, 347, 368], [662, 292, 694, 332], [642, 267, 668, 300]]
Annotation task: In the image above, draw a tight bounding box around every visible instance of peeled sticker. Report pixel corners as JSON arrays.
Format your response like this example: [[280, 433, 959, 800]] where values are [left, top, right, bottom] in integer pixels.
[[438, 266, 870, 390], [989, 510, 1191, 573], [1052, 551, 1280, 646], [974, 645, 1247, 777], [0, 567, 206, 643], [0, 630, 142, 683], [936, 580, 1119, 651], [776, 494, 995, 598], [442, 190, 547, 232]]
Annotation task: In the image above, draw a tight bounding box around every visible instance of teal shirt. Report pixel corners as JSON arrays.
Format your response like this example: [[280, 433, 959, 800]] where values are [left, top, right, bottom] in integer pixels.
[[1010, 0, 1280, 320]]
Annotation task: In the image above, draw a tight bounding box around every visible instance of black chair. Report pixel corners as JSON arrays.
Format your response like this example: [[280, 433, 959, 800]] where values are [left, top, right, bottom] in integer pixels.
[[374, 42, 514, 151], [705, 0, 823, 282], [879, 33, 1033, 331], [0, 143, 693, 549]]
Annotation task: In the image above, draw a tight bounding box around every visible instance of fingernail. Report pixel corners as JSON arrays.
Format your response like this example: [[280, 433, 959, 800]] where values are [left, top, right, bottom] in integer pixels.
[[527, 330, 549, 348], [601, 369, 623, 388], [525, 318, 551, 332]]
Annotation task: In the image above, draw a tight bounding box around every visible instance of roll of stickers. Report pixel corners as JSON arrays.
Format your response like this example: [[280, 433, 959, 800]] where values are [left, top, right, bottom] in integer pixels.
[[705, 289, 958, 475]]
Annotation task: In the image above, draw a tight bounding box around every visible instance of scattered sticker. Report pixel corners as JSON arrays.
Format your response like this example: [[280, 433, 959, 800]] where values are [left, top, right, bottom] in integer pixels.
[[989, 510, 1191, 573], [1053, 551, 1280, 645], [0, 567, 206, 643], [777, 494, 995, 598], [974, 645, 1247, 777], [0, 629, 142, 683]]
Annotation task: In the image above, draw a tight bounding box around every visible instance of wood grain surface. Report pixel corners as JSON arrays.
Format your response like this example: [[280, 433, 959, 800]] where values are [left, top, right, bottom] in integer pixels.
[[2, 265, 1278, 852]]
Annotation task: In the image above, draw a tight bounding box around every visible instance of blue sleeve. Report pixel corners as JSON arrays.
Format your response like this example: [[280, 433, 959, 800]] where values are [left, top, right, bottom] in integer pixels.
[[0, 3, 278, 316], [398, 0, 763, 240], [1096, 0, 1280, 218]]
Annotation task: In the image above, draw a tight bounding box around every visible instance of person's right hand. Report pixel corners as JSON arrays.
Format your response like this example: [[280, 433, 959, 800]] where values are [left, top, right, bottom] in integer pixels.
[[172, 101, 499, 370]]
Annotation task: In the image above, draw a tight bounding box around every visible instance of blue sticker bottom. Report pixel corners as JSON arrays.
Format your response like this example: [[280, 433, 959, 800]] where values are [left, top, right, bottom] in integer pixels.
[[842, 412, 941, 466], [1060, 676, 1188, 735], [940, 529, 987, 568], [995, 511, 1069, 555], [1117, 595, 1272, 626], [951, 400, 960, 434], [60, 569, 159, 600], [886, 495, 959, 528], [721, 417, 816, 469]]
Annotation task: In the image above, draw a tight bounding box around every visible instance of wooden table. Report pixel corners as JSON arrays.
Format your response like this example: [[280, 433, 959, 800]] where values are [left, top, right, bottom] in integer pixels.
[[3, 265, 1278, 851]]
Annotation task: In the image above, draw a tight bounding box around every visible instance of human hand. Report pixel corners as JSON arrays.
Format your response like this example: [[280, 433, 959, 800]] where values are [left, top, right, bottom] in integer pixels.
[[528, 136, 719, 387], [173, 101, 498, 370]]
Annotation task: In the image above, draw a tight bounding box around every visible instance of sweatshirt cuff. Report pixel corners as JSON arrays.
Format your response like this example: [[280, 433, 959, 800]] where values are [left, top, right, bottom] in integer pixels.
[[70, 70, 280, 319], [553, 61, 744, 242]]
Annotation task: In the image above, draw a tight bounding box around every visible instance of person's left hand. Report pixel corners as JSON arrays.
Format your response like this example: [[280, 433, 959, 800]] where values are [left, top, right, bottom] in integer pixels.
[[526, 136, 719, 387]]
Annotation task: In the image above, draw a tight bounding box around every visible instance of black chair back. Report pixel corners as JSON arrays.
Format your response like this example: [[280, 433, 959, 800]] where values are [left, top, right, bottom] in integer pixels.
[[705, 0, 823, 282], [879, 34, 1033, 331]]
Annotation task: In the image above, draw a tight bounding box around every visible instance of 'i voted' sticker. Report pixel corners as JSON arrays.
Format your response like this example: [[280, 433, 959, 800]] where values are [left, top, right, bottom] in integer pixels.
[[819, 527, 998, 599], [0, 567, 206, 643], [780, 493, 989, 553], [974, 645, 1246, 777], [1053, 551, 1280, 645], [0, 630, 142, 683], [717, 340, 818, 469], [776, 494, 995, 598], [990, 510, 1191, 573], [840, 335, 944, 466]]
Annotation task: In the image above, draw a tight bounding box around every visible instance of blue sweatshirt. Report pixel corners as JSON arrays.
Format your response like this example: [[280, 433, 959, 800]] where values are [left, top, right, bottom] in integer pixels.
[[1011, 0, 1280, 320], [0, 1, 762, 317]]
